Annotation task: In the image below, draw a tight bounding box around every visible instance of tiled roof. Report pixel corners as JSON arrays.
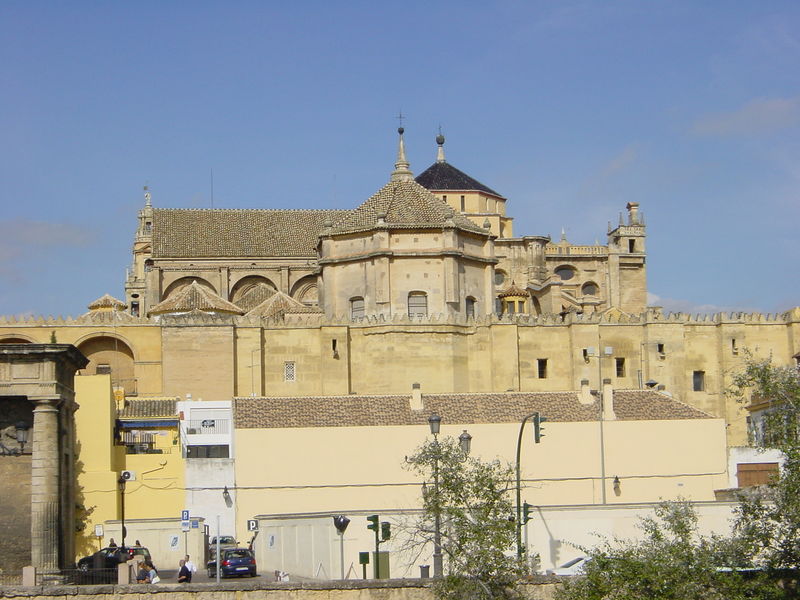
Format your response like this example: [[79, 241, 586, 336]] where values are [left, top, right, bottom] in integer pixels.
[[74, 310, 141, 325], [498, 281, 528, 298], [152, 208, 350, 258], [330, 180, 487, 236], [233, 390, 712, 429], [87, 294, 127, 310], [246, 290, 322, 318], [118, 398, 177, 419], [234, 283, 276, 312], [415, 161, 502, 197], [149, 281, 244, 316]]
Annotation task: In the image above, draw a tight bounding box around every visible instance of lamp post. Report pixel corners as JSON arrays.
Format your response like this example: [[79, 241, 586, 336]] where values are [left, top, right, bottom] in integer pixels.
[[428, 414, 443, 578], [514, 412, 543, 559], [118, 476, 127, 548], [333, 515, 350, 579]]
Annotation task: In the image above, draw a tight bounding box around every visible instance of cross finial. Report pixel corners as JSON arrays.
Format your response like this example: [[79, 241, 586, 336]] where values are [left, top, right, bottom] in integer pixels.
[[397, 110, 405, 129]]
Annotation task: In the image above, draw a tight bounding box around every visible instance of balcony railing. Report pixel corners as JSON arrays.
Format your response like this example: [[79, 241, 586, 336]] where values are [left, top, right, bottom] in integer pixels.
[[183, 419, 230, 435]]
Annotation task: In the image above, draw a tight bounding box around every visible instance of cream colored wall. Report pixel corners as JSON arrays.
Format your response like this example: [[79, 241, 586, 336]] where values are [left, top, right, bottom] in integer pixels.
[[233, 417, 727, 544], [161, 325, 234, 399], [1, 310, 798, 445]]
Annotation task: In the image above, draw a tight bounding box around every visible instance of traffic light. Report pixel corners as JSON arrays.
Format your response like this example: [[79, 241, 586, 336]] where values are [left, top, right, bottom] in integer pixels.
[[533, 412, 546, 443], [381, 521, 391, 541], [522, 502, 533, 524], [366, 514, 379, 532]]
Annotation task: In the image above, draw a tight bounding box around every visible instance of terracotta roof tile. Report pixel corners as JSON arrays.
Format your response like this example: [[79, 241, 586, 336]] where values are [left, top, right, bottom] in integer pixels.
[[246, 290, 322, 318], [152, 208, 350, 258], [233, 390, 712, 429], [149, 281, 244, 315], [330, 180, 487, 236], [118, 398, 177, 419], [87, 294, 127, 310]]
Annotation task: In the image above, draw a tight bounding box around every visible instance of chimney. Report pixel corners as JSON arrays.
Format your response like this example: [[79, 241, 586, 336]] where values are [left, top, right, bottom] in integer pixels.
[[578, 379, 593, 404], [602, 378, 616, 420], [411, 382, 423, 411]]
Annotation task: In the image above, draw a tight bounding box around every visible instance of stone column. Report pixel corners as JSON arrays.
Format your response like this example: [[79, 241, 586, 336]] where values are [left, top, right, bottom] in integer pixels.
[[30, 398, 61, 572]]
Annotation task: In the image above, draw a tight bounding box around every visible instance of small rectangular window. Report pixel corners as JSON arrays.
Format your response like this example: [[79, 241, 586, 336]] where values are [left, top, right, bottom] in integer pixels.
[[130, 301, 140, 317], [284, 361, 296, 382], [537, 359, 548, 379], [465, 297, 476, 319], [731, 339, 739, 355], [442, 195, 447, 202], [628, 239, 635, 253], [96, 364, 112, 375], [693, 370, 705, 391], [657, 343, 665, 355], [460, 195, 465, 212], [615, 358, 625, 378]]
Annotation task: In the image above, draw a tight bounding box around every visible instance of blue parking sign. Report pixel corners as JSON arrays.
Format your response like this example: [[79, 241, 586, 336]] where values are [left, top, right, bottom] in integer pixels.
[[181, 509, 190, 521]]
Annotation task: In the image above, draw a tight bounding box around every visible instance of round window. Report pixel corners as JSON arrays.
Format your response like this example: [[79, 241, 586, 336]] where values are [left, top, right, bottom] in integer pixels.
[[494, 271, 506, 286], [582, 282, 598, 296], [555, 266, 575, 281]]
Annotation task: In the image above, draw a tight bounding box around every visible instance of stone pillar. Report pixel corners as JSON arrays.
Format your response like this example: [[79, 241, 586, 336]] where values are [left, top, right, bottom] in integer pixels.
[[30, 398, 61, 572]]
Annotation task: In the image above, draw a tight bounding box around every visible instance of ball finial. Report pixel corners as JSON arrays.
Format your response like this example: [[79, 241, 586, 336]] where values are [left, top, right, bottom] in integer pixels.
[[398, 126, 404, 135], [436, 133, 445, 145]]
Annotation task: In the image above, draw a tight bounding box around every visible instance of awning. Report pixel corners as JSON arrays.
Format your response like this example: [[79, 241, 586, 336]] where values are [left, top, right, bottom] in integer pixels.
[[117, 419, 178, 428]]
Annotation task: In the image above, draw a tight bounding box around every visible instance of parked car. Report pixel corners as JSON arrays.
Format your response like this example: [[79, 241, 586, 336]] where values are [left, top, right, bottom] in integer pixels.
[[207, 548, 257, 578], [75, 546, 154, 583], [546, 556, 591, 576]]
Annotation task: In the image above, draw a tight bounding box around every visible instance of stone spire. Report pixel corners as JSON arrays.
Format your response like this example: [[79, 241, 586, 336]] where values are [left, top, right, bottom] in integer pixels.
[[390, 127, 414, 182], [144, 185, 152, 207], [436, 130, 446, 163]]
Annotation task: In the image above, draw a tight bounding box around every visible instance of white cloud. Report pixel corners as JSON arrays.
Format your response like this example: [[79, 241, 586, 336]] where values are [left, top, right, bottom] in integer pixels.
[[0, 220, 95, 280], [599, 143, 639, 179], [692, 96, 800, 136]]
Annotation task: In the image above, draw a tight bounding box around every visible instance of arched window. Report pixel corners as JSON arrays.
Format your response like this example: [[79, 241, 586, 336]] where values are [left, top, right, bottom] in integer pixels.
[[350, 297, 365, 320], [555, 266, 576, 281], [465, 297, 477, 318], [408, 292, 428, 317], [582, 282, 598, 296]]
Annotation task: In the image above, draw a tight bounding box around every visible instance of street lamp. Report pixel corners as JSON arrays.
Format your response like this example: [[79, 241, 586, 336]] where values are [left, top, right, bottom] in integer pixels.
[[515, 412, 545, 559], [428, 414, 443, 578], [117, 476, 127, 548], [14, 421, 29, 453], [332, 515, 350, 579], [458, 430, 472, 454]]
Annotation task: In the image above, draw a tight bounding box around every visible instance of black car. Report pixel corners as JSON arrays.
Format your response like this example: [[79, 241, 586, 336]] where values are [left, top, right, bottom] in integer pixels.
[[76, 546, 154, 582], [207, 548, 257, 578]]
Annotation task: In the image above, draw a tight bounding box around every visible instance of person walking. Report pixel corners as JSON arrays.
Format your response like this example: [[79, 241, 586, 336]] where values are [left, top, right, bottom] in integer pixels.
[[184, 554, 197, 576]]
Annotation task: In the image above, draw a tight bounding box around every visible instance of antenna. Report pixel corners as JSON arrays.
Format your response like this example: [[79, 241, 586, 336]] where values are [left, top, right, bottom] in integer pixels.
[[210, 168, 214, 209]]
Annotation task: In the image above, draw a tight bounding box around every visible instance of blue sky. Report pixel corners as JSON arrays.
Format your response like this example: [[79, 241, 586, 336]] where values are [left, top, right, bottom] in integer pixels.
[[1, 1, 798, 317]]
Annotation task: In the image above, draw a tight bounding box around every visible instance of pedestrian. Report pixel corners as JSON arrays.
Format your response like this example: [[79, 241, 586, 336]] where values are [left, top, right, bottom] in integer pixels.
[[145, 560, 160, 584], [109, 538, 117, 548], [184, 554, 197, 575], [136, 563, 149, 584], [178, 559, 192, 583]]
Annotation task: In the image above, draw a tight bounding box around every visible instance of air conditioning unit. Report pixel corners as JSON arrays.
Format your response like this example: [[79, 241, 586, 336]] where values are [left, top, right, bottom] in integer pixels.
[[120, 470, 137, 481], [186, 428, 198, 435]]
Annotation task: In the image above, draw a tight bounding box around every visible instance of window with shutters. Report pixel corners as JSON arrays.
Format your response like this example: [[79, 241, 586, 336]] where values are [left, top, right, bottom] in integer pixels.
[[736, 462, 779, 487], [408, 292, 428, 317], [350, 297, 365, 320]]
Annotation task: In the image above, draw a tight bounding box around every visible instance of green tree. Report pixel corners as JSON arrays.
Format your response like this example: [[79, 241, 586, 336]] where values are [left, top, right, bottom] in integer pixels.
[[404, 437, 524, 600], [555, 501, 781, 600], [728, 356, 800, 573]]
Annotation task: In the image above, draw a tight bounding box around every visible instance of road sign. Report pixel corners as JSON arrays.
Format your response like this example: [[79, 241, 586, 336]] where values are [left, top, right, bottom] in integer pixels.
[[181, 509, 190, 521], [191, 520, 199, 529], [181, 521, 190, 532], [94, 524, 104, 537], [247, 519, 259, 532]]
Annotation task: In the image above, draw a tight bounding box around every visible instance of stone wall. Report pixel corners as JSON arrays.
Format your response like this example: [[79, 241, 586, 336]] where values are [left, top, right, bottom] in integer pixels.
[[0, 454, 32, 574], [0, 579, 559, 600]]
